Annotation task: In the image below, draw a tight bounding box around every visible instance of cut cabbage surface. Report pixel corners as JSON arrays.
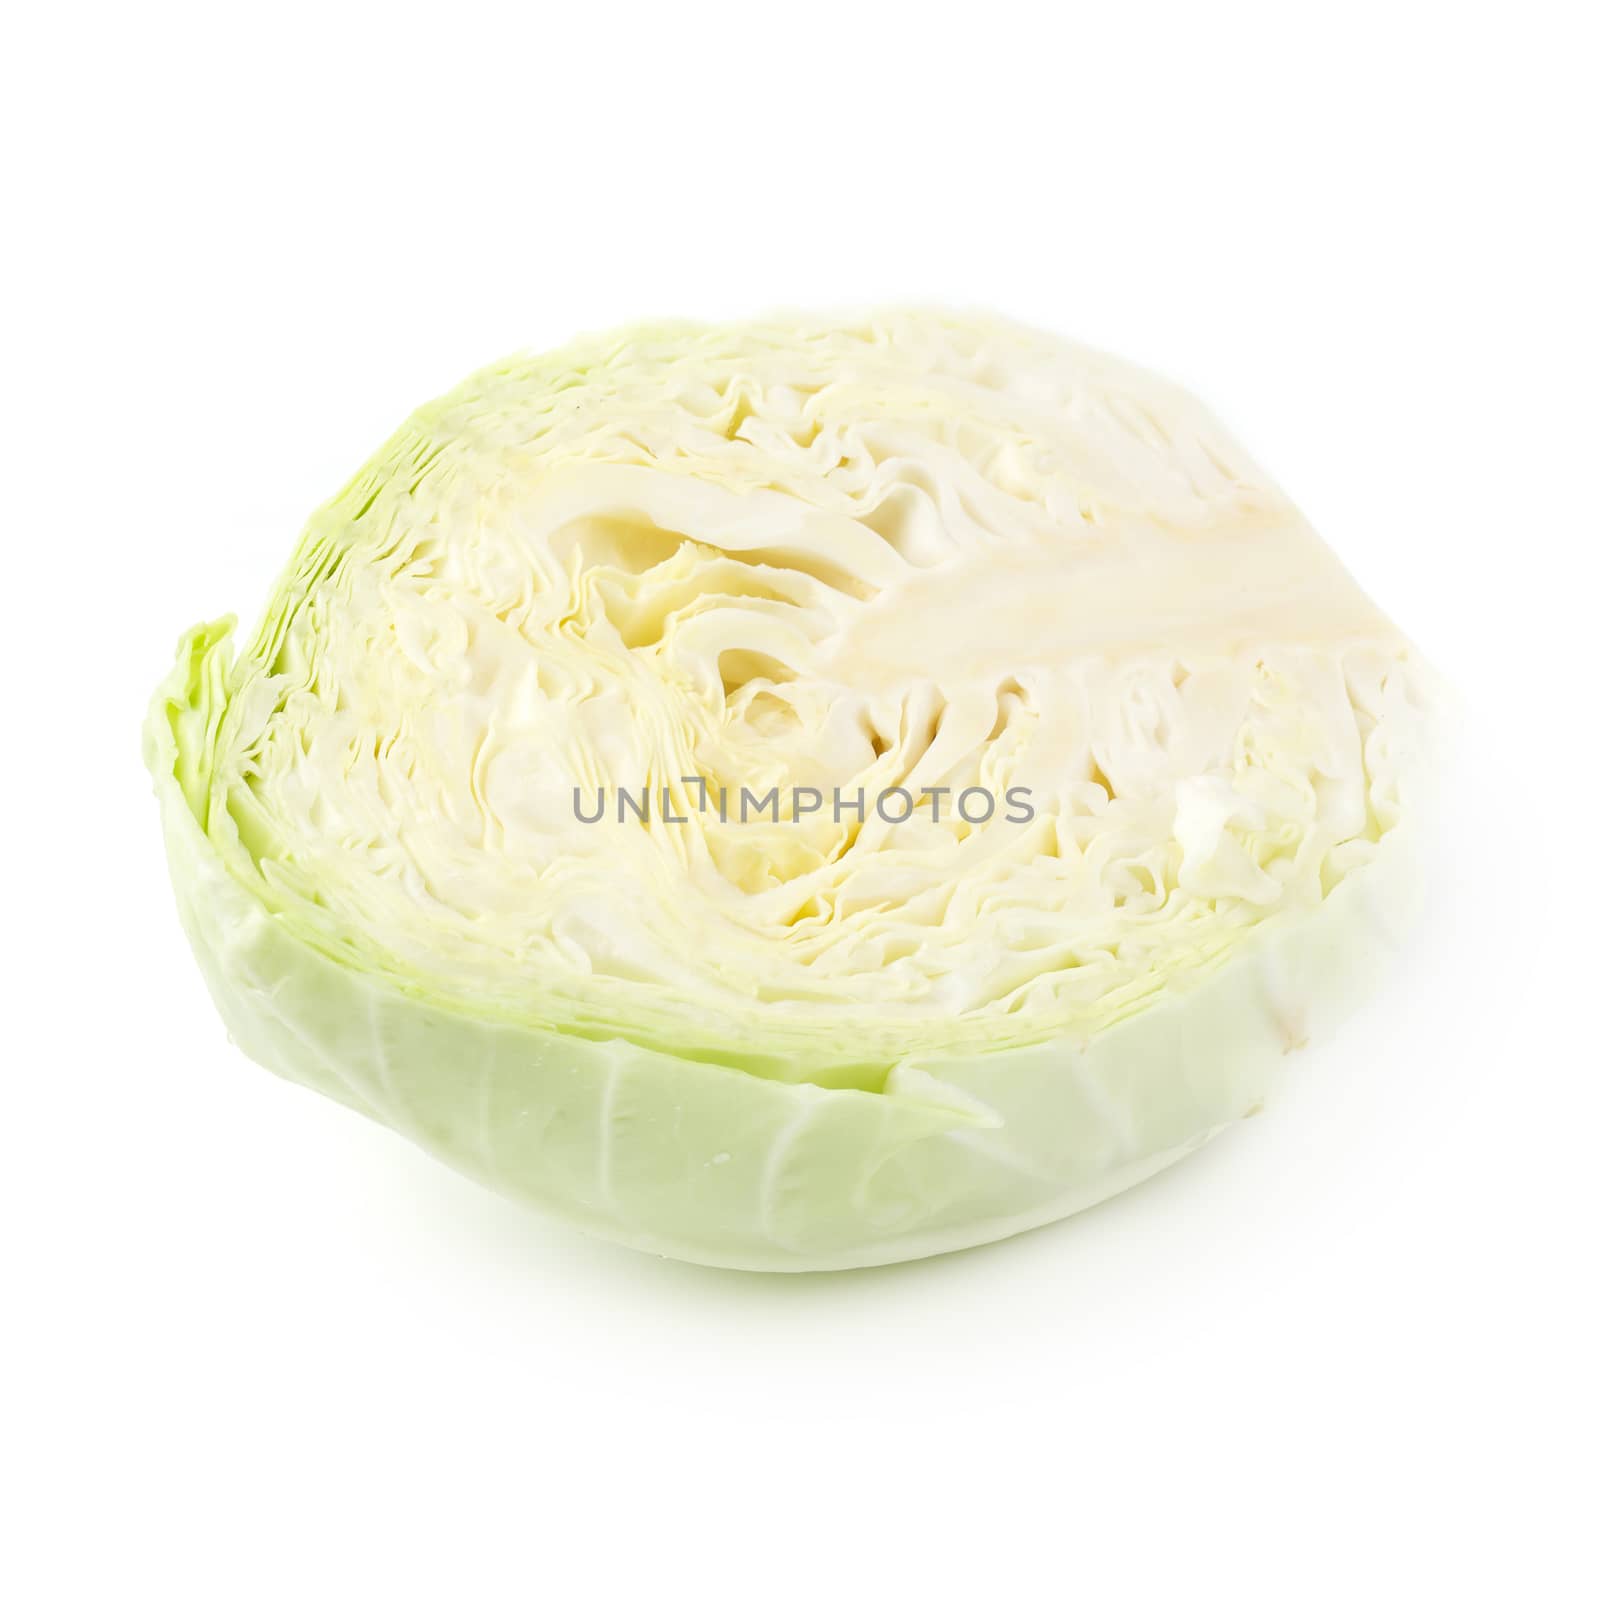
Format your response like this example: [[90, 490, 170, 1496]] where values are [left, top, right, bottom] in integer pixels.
[[147, 311, 1430, 1269]]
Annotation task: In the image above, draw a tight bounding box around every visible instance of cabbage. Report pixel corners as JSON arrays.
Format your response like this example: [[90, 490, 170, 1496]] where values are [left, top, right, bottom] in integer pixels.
[[146, 311, 1431, 1270]]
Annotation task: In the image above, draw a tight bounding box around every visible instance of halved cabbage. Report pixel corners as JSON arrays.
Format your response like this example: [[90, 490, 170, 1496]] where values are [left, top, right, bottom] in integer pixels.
[[147, 311, 1430, 1269]]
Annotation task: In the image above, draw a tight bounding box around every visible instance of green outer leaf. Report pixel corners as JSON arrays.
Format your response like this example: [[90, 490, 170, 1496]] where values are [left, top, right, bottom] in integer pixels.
[[147, 621, 1418, 1270]]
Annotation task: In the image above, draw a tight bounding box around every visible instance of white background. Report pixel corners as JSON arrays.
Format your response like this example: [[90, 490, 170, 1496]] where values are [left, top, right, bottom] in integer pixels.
[[6, 4, 1596, 1595]]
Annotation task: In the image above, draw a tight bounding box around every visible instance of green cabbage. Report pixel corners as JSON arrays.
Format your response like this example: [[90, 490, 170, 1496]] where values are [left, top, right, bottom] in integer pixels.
[[146, 311, 1430, 1270]]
